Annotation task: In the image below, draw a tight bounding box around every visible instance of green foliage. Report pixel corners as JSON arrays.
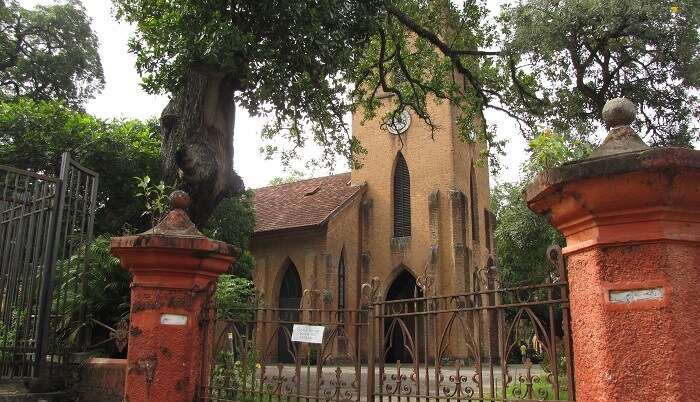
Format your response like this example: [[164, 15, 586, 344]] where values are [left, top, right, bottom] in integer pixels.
[[492, 129, 591, 285], [215, 275, 255, 321], [0, 308, 27, 358], [491, 182, 563, 286], [210, 347, 262, 402], [113, 0, 697, 178], [0, 0, 104, 107], [203, 192, 256, 250], [52, 235, 131, 355], [500, 0, 699, 146], [113, 0, 382, 169], [499, 375, 570, 400], [0, 97, 162, 234], [112, 0, 511, 170], [268, 170, 308, 186], [523, 129, 593, 178], [230, 250, 255, 280], [203, 192, 256, 277], [134, 175, 171, 228]]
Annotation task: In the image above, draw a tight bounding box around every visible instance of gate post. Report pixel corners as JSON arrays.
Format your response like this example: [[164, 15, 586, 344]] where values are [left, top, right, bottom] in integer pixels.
[[111, 191, 238, 402], [525, 98, 700, 401]]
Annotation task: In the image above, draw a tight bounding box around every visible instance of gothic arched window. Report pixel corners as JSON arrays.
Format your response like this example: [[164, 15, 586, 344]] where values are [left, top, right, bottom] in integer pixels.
[[470, 163, 479, 243], [338, 250, 346, 310], [393, 153, 411, 237]]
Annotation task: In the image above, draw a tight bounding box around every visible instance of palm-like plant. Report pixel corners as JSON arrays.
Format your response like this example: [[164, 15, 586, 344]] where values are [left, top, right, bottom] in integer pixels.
[[51, 235, 131, 356]]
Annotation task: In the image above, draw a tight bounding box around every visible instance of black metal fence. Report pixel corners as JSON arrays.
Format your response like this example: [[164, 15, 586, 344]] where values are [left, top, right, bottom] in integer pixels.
[[0, 154, 98, 380], [201, 246, 574, 401]]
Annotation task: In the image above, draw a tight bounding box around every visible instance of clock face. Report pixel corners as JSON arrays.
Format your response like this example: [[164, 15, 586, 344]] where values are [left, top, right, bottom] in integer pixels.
[[387, 110, 411, 135]]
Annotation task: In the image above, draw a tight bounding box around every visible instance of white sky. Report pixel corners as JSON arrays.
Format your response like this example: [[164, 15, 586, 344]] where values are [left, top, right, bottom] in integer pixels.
[[22, 0, 529, 188]]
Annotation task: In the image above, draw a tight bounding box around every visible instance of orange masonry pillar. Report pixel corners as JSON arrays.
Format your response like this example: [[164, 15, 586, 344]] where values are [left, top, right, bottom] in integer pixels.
[[111, 191, 238, 402], [526, 98, 700, 402]]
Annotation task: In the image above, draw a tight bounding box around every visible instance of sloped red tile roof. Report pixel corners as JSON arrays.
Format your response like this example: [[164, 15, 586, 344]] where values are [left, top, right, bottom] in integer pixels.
[[252, 173, 364, 234]]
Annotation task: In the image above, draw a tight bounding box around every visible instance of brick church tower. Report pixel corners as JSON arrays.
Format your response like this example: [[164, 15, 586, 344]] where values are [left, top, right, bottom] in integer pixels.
[[351, 98, 493, 301], [249, 95, 493, 362]]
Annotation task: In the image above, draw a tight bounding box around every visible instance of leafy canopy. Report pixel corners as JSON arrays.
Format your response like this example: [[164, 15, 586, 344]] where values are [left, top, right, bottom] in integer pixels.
[[0, 0, 104, 107], [114, 0, 382, 168], [491, 130, 591, 285], [0, 97, 162, 235], [112, 0, 508, 169], [114, 0, 697, 175], [500, 0, 700, 146]]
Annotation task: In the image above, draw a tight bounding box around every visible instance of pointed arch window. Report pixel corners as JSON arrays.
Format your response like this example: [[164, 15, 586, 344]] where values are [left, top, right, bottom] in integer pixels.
[[470, 164, 479, 243], [338, 251, 346, 311], [393, 153, 411, 237]]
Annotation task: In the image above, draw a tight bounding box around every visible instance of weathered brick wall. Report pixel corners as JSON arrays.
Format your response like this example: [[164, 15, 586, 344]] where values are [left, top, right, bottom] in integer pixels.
[[350, 97, 491, 297], [349, 97, 492, 360]]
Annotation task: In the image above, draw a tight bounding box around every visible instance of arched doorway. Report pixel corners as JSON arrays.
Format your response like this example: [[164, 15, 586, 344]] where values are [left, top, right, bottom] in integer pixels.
[[278, 261, 302, 363], [385, 269, 423, 363]]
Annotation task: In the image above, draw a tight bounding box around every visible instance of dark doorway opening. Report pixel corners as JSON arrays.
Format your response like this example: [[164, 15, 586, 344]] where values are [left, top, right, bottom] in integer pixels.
[[385, 269, 423, 363], [277, 262, 302, 363]]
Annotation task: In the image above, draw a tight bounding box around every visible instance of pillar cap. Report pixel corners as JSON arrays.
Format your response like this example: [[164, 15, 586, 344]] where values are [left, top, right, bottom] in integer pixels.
[[525, 146, 700, 206], [589, 98, 649, 159], [111, 191, 239, 258], [525, 144, 700, 255]]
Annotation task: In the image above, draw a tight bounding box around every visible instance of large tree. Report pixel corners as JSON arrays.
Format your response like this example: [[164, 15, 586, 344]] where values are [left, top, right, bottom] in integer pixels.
[[112, 0, 504, 226], [113, 0, 698, 226], [0, 0, 104, 107], [499, 0, 699, 146], [0, 98, 161, 234]]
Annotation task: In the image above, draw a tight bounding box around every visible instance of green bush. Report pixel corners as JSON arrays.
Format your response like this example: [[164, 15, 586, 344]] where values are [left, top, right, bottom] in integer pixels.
[[215, 275, 255, 321], [52, 235, 131, 355]]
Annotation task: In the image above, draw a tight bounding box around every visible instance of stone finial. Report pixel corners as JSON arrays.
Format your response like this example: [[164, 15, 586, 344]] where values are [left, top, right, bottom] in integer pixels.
[[169, 190, 190, 210], [602, 97, 636, 129], [588, 98, 649, 159], [138, 190, 205, 238]]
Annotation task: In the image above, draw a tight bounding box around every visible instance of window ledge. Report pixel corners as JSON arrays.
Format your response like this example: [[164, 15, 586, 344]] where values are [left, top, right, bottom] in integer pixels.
[[390, 236, 411, 253]]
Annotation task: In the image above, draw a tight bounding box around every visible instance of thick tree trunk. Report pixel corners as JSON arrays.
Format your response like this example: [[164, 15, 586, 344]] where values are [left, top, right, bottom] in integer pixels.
[[160, 67, 244, 228]]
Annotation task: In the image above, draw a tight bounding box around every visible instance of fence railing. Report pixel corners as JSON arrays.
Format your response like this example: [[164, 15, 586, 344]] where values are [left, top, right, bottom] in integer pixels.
[[0, 154, 98, 380], [201, 246, 574, 401]]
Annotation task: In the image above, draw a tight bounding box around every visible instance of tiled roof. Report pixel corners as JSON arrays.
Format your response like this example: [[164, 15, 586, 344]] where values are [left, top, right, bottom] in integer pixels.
[[252, 173, 364, 234]]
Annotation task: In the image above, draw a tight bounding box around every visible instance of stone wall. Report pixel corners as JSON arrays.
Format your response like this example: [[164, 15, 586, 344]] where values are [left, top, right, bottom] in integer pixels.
[[75, 358, 126, 402]]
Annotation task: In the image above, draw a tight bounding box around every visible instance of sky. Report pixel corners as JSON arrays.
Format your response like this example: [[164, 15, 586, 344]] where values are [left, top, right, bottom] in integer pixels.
[[21, 0, 529, 189]]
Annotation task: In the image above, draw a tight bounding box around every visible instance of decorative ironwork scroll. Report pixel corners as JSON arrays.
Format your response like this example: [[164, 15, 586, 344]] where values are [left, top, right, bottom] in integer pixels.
[[201, 247, 575, 401]]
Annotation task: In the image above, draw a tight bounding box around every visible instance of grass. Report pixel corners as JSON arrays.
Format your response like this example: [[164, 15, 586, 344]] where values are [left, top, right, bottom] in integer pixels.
[[497, 375, 570, 401]]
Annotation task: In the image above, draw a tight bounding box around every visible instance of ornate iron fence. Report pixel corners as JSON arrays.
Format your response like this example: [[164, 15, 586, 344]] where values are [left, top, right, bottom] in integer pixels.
[[201, 246, 574, 401], [0, 154, 98, 380]]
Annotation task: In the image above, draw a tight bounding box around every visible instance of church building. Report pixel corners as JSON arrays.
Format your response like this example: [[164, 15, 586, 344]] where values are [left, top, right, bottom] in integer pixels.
[[250, 97, 494, 362]]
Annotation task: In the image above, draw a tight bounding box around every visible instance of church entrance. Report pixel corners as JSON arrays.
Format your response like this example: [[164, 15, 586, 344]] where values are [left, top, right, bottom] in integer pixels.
[[384, 269, 422, 363], [277, 262, 302, 363]]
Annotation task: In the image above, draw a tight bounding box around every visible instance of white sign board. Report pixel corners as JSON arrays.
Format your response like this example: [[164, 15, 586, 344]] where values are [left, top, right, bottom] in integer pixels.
[[609, 287, 664, 304], [291, 324, 325, 344], [160, 313, 188, 326]]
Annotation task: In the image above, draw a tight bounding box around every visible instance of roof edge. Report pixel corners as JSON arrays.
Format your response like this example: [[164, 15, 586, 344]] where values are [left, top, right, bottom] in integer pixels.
[[319, 182, 367, 227], [252, 182, 366, 236]]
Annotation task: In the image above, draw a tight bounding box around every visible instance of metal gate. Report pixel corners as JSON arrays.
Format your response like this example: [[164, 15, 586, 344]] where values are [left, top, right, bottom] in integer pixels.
[[0, 153, 98, 380], [201, 246, 575, 401]]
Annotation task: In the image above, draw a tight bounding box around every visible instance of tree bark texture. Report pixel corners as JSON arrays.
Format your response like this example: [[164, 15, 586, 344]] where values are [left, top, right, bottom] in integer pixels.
[[160, 68, 244, 228]]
